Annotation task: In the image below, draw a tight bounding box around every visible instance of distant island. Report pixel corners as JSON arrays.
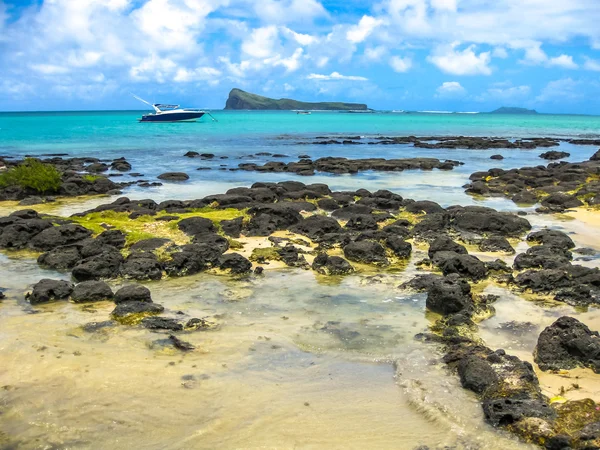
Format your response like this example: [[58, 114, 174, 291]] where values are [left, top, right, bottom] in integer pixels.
[[488, 107, 538, 115], [224, 88, 368, 111]]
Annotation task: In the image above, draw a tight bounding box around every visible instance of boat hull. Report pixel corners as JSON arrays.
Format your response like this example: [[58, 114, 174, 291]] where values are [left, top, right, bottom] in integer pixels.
[[140, 112, 205, 122]]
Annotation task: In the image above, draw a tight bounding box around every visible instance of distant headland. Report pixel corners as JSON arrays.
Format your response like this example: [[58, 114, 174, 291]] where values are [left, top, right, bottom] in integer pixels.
[[224, 88, 368, 111]]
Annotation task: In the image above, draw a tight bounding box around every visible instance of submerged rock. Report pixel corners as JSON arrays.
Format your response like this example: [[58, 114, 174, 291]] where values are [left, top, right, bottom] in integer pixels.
[[141, 317, 183, 331], [111, 301, 164, 323], [535, 316, 600, 373], [157, 172, 190, 181]]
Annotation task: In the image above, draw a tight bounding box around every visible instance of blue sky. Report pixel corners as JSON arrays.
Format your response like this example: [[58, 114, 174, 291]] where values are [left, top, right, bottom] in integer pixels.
[[2, 0, 600, 113]]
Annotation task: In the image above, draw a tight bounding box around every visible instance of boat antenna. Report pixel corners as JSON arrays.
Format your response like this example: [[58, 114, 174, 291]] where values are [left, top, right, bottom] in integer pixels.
[[131, 93, 159, 113]]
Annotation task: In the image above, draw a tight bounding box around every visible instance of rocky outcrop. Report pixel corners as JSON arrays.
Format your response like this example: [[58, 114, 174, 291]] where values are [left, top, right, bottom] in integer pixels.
[[535, 317, 600, 373], [224, 88, 368, 111]]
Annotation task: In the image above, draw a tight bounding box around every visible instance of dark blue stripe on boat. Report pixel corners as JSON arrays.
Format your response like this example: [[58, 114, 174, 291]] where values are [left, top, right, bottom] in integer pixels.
[[140, 112, 205, 122]]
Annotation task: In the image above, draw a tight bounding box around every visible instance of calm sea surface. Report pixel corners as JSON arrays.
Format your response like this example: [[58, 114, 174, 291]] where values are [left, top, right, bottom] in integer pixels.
[[2, 110, 599, 208]]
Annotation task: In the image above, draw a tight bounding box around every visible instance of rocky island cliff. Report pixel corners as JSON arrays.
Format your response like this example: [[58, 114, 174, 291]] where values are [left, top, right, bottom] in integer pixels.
[[224, 88, 368, 111]]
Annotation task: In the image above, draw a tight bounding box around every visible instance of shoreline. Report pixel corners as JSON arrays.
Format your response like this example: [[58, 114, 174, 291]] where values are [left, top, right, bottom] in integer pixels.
[[2, 136, 600, 448]]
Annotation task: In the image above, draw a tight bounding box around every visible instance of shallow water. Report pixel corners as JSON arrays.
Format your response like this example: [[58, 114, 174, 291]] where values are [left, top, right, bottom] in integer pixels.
[[0, 257, 534, 449], [2, 112, 600, 448]]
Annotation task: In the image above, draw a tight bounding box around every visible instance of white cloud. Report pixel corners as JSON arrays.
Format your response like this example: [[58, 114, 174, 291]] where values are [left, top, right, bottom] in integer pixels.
[[389, 56, 413, 73], [173, 67, 222, 83], [430, 0, 457, 12], [548, 54, 578, 69], [476, 83, 531, 102], [129, 55, 177, 82], [254, 0, 327, 24], [584, 57, 600, 71], [30, 64, 70, 75], [436, 81, 466, 97], [493, 47, 508, 59], [346, 15, 384, 44], [272, 48, 304, 72], [242, 26, 280, 59], [307, 72, 368, 81], [364, 46, 387, 61], [283, 83, 295, 92], [536, 78, 583, 102], [428, 43, 492, 75]]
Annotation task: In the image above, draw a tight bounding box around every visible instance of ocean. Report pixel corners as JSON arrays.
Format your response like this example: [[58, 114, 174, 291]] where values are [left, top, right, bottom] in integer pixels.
[[2, 110, 600, 208], [1, 110, 600, 449]]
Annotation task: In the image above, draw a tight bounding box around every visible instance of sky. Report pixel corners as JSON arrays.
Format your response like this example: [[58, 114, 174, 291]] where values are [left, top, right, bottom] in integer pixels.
[[2, 0, 600, 113]]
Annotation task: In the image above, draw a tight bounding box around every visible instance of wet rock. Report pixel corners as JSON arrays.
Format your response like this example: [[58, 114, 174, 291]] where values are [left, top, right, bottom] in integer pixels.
[[111, 301, 164, 321], [121, 253, 163, 280], [72, 250, 124, 281], [141, 317, 183, 331], [129, 238, 171, 252], [110, 158, 132, 172], [27, 279, 74, 304], [514, 245, 572, 270], [71, 280, 114, 303], [412, 213, 450, 240], [482, 396, 555, 428], [428, 235, 467, 258], [479, 236, 514, 253], [219, 253, 252, 274], [317, 198, 339, 211], [312, 254, 354, 275], [277, 244, 309, 268], [527, 229, 575, 250], [96, 229, 126, 249], [458, 355, 499, 394], [87, 162, 109, 173], [192, 232, 229, 253], [164, 243, 223, 276], [247, 204, 302, 236], [385, 236, 412, 258], [19, 196, 44, 206], [0, 219, 53, 249], [343, 240, 389, 266], [221, 217, 243, 238], [405, 200, 444, 214], [29, 224, 92, 251], [157, 172, 190, 181], [490, 154, 504, 160], [591, 149, 600, 161], [291, 215, 342, 240], [426, 275, 473, 315], [432, 252, 488, 281], [535, 316, 600, 373], [81, 321, 116, 332], [168, 334, 195, 351], [178, 217, 215, 236], [450, 206, 531, 236], [540, 151, 570, 160], [331, 205, 373, 219], [114, 284, 152, 303], [38, 245, 82, 269], [344, 215, 378, 231], [540, 193, 583, 211]]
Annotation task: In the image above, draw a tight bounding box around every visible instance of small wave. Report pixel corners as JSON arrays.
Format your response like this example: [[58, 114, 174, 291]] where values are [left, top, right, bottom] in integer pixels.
[[418, 110, 454, 114]]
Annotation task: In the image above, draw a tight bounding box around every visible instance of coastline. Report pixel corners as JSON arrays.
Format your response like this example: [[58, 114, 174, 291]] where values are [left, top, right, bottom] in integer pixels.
[[2, 124, 600, 448]]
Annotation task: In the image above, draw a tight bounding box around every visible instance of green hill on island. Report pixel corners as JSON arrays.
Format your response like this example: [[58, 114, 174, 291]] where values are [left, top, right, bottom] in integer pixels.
[[224, 88, 368, 111], [489, 107, 539, 115]]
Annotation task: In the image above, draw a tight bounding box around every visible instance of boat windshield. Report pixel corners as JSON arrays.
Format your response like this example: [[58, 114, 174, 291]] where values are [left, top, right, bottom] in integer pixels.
[[153, 104, 179, 110]]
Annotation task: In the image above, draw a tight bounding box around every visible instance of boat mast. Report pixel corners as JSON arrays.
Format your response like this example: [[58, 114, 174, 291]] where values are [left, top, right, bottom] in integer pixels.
[[132, 94, 161, 113]]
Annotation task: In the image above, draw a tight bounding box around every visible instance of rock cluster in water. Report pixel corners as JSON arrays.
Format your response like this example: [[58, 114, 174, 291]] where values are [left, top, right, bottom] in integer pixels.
[[464, 149, 600, 212], [237, 157, 462, 176], [0, 156, 137, 203]]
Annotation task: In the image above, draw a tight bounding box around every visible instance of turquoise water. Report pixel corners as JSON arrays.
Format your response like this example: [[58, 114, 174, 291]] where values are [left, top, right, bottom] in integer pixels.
[[1, 110, 599, 208]]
